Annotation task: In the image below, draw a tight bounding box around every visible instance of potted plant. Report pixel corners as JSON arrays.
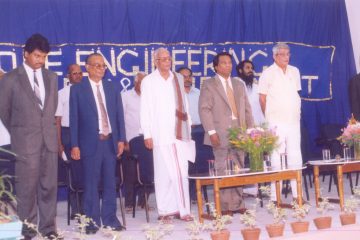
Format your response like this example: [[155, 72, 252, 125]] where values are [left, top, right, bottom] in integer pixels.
[[229, 124, 279, 172], [290, 200, 311, 233], [258, 185, 286, 237], [313, 195, 334, 229], [240, 199, 261, 240], [339, 196, 359, 225], [0, 147, 22, 239], [205, 203, 232, 240], [143, 223, 174, 240], [185, 215, 207, 240], [265, 201, 287, 238]]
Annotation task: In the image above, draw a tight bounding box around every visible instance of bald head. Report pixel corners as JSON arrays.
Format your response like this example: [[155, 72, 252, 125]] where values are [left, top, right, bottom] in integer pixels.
[[154, 48, 171, 73], [67, 64, 83, 84]]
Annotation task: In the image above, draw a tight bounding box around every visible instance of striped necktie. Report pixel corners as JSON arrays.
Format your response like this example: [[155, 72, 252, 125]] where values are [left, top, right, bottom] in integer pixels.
[[96, 85, 110, 135], [225, 79, 238, 118], [33, 70, 43, 109]]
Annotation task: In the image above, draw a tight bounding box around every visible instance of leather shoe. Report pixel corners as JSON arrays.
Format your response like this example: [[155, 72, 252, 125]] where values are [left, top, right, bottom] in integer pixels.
[[221, 210, 233, 216], [237, 208, 248, 214], [85, 226, 98, 235], [44, 231, 63, 240], [104, 225, 126, 231]]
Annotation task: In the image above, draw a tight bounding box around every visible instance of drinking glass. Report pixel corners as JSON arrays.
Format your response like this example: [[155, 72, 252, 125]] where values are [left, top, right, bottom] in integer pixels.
[[208, 160, 215, 176], [322, 149, 331, 161], [280, 153, 287, 169], [263, 154, 271, 171], [343, 146, 351, 161]]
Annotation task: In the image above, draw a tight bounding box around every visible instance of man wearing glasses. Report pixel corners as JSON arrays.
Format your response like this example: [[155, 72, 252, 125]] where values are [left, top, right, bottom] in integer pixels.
[[258, 43, 303, 202], [140, 48, 193, 222], [70, 53, 126, 233], [55, 64, 83, 219]]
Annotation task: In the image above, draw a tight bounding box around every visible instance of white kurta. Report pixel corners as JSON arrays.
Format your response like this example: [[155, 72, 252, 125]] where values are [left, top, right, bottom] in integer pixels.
[[140, 69, 191, 217], [258, 63, 302, 200]]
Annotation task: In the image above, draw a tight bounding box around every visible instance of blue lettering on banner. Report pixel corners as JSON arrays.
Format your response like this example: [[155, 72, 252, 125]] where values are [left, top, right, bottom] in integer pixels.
[[0, 42, 334, 101]]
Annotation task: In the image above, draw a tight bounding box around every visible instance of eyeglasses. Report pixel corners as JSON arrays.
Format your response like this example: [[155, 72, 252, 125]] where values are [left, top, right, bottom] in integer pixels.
[[156, 57, 172, 62], [88, 64, 107, 70], [70, 72, 82, 76]]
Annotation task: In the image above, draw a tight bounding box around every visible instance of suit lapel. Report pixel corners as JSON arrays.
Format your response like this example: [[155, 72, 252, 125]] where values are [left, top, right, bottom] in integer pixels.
[[84, 78, 98, 115], [232, 78, 242, 113], [214, 75, 231, 110], [18, 66, 42, 113]]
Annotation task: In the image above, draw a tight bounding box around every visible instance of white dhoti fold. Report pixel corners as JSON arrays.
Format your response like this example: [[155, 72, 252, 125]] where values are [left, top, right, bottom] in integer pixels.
[[153, 141, 191, 217]]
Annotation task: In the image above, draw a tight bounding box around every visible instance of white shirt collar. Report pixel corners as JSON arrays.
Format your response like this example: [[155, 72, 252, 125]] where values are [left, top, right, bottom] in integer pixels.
[[89, 78, 103, 87]]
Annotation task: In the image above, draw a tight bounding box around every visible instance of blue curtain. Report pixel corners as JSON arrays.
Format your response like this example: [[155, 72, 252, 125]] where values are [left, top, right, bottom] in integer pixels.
[[0, 0, 356, 157]]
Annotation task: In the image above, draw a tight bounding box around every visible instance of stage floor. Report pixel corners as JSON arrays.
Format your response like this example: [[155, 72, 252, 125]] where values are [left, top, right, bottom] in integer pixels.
[[44, 174, 360, 239]]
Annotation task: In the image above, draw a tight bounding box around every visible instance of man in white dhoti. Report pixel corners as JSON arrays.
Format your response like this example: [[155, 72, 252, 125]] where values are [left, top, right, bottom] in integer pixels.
[[258, 43, 303, 202], [140, 47, 193, 222]]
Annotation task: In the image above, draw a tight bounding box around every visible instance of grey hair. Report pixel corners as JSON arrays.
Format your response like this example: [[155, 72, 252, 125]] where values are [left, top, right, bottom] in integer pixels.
[[153, 47, 169, 60], [272, 43, 290, 56], [134, 71, 146, 82]]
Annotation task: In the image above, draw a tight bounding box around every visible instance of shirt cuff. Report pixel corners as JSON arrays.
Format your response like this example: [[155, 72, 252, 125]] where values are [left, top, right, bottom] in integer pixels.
[[208, 130, 216, 135]]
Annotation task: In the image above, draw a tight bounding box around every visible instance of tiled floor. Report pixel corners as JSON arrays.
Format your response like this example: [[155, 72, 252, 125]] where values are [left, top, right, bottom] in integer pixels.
[[49, 174, 360, 239]]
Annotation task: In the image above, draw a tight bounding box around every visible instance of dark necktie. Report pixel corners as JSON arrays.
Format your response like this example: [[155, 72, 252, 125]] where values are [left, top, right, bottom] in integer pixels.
[[33, 70, 43, 109]]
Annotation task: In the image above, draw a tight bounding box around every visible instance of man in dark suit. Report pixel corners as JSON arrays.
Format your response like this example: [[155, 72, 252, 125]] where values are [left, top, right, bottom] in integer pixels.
[[199, 52, 254, 214], [0, 34, 61, 239], [349, 73, 360, 120], [70, 53, 125, 234]]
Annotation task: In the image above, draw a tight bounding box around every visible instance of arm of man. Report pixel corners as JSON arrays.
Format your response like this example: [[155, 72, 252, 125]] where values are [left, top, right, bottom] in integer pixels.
[[69, 85, 80, 160], [0, 73, 13, 130], [55, 116, 64, 157], [116, 90, 126, 157], [259, 94, 267, 115], [140, 76, 154, 150], [242, 85, 254, 128], [199, 80, 220, 147]]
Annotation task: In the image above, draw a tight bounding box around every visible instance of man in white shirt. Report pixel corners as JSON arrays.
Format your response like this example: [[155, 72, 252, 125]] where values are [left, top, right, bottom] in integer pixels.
[[121, 72, 152, 211], [55, 64, 83, 219], [258, 43, 303, 202], [140, 48, 193, 222]]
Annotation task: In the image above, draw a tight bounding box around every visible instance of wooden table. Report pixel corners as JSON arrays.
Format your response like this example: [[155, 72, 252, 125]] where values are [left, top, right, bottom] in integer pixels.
[[188, 166, 305, 222], [308, 159, 360, 210]]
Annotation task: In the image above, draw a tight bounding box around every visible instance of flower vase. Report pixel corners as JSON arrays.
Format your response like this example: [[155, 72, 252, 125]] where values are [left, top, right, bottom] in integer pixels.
[[249, 151, 264, 172], [354, 141, 360, 160]]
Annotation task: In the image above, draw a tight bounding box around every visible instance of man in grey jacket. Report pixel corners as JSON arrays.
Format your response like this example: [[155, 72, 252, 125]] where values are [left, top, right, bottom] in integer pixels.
[[0, 33, 61, 240], [199, 52, 254, 214]]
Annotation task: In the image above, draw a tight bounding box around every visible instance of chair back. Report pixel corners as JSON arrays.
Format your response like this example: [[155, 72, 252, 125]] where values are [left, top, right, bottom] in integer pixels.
[[191, 126, 214, 174], [319, 123, 344, 156], [129, 136, 154, 185]]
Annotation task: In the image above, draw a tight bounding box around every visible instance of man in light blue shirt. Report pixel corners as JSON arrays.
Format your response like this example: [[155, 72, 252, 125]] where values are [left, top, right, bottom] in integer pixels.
[[177, 67, 201, 126], [177, 67, 203, 203]]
